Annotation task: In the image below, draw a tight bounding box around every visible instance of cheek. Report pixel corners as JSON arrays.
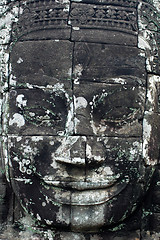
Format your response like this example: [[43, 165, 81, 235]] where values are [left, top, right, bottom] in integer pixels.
[[86, 137, 144, 183], [8, 136, 143, 184], [8, 136, 86, 183]]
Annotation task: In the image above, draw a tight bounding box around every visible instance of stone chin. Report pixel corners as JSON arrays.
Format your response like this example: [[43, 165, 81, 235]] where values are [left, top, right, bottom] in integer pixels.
[[9, 163, 151, 232], [4, 134, 154, 232]]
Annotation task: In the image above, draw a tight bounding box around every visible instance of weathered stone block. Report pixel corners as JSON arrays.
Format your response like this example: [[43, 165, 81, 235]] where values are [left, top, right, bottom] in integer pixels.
[[14, 1, 71, 41], [146, 75, 160, 113], [11, 178, 71, 228], [10, 40, 73, 88], [85, 137, 143, 182], [73, 43, 146, 82], [8, 136, 86, 182], [70, 3, 138, 45], [74, 82, 145, 136], [71, 204, 107, 232], [143, 112, 160, 165], [7, 88, 73, 135]]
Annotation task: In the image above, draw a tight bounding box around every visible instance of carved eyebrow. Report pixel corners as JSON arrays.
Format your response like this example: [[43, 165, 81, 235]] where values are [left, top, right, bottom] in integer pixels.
[[91, 76, 146, 86]]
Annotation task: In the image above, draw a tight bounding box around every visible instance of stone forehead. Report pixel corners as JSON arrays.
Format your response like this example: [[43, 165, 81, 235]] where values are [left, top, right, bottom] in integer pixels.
[[11, 0, 159, 43], [13, 0, 138, 40]]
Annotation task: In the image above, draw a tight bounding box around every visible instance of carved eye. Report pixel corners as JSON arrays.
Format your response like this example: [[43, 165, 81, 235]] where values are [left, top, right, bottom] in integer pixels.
[[18, 91, 68, 128], [91, 87, 141, 127]]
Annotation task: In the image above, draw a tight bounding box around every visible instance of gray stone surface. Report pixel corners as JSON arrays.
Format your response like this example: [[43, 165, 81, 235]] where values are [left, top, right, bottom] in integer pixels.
[[0, 0, 160, 239]]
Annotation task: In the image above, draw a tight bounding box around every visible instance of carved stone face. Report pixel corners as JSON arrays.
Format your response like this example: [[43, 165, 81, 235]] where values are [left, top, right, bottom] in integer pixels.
[[4, 39, 157, 232], [2, 1, 160, 233]]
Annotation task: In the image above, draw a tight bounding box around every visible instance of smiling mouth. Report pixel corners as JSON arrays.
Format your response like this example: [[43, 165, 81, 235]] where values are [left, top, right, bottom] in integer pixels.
[[39, 175, 129, 206], [42, 174, 121, 190]]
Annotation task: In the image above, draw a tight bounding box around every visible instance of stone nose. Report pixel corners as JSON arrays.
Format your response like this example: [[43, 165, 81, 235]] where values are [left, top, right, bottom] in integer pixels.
[[54, 136, 86, 166], [54, 136, 106, 166]]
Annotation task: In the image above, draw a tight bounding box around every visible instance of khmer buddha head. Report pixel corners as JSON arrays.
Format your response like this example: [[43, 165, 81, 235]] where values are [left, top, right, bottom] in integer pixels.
[[1, 0, 160, 232]]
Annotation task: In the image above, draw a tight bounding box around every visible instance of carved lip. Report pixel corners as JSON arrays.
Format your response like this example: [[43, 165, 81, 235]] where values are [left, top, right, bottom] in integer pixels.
[[42, 174, 121, 190], [40, 177, 129, 206], [70, 181, 128, 206]]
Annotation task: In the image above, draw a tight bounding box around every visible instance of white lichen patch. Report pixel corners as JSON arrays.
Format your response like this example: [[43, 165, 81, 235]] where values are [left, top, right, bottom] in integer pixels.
[[71, 204, 106, 231], [146, 56, 154, 72], [17, 57, 24, 64], [71, 189, 111, 205], [143, 114, 154, 165], [153, 0, 160, 11], [74, 96, 88, 110], [36, 214, 41, 221], [138, 35, 152, 51], [15, 178, 32, 184], [103, 166, 114, 176], [55, 0, 70, 4], [7, 137, 40, 175], [50, 140, 55, 145], [56, 206, 70, 225], [31, 136, 44, 142], [9, 113, 25, 128], [86, 144, 105, 163], [9, 74, 17, 86], [0, 4, 19, 44], [45, 219, 53, 225], [26, 83, 34, 89], [73, 64, 83, 84], [52, 136, 83, 165], [52, 82, 65, 93], [129, 141, 142, 161], [72, 157, 85, 165], [42, 202, 46, 207], [19, 161, 30, 174], [63, 4, 69, 12], [112, 77, 126, 84], [16, 215, 42, 240], [25, 81, 67, 92], [23, 145, 37, 155], [146, 75, 160, 112], [0, 46, 9, 90], [67, 67, 72, 77], [73, 27, 80, 31], [65, 102, 74, 135], [74, 117, 80, 134], [90, 119, 107, 135], [86, 166, 115, 184], [16, 94, 27, 108], [90, 119, 98, 135], [29, 112, 35, 117]]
